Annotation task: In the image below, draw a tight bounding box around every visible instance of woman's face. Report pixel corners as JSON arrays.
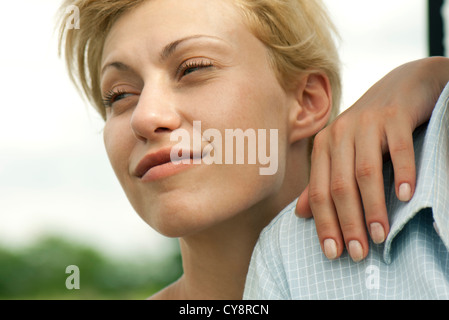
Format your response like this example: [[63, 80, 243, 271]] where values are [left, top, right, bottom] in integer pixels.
[[101, 0, 293, 237]]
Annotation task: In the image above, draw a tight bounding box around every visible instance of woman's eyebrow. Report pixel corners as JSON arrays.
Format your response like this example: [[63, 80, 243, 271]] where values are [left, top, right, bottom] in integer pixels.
[[101, 35, 227, 76], [159, 34, 228, 62], [101, 61, 132, 77]]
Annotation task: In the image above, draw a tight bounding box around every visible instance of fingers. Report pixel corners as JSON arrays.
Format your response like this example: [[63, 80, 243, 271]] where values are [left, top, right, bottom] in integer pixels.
[[301, 114, 417, 263], [329, 126, 369, 262], [385, 123, 416, 203], [308, 126, 370, 262], [354, 126, 389, 245], [308, 132, 345, 260], [352, 120, 415, 247]]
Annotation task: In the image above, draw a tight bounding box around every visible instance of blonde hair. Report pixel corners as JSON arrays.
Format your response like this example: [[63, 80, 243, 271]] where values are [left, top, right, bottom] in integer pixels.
[[58, 0, 146, 120], [58, 0, 341, 122]]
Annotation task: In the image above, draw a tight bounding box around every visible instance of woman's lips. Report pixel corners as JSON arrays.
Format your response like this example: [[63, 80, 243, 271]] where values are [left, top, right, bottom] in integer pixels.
[[140, 159, 196, 182], [135, 147, 204, 182]]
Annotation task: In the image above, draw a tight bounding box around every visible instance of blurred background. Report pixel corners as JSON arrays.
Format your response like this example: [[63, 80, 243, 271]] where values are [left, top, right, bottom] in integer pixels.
[[0, 0, 447, 299]]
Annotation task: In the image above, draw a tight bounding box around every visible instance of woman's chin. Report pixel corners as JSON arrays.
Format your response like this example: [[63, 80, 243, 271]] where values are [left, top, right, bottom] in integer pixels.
[[140, 206, 217, 238], [131, 170, 281, 238]]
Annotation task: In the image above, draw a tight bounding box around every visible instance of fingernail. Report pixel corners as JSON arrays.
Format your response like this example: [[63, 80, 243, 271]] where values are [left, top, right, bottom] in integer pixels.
[[323, 239, 338, 260], [348, 240, 364, 262], [370, 222, 385, 244], [398, 183, 412, 202]]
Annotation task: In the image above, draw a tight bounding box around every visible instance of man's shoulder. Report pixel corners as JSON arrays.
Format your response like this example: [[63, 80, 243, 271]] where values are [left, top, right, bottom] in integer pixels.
[[259, 199, 314, 243], [244, 199, 322, 299], [260, 200, 297, 236]]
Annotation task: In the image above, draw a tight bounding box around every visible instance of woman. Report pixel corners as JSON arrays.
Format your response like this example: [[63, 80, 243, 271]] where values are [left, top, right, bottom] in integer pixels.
[[58, 0, 449, 299]]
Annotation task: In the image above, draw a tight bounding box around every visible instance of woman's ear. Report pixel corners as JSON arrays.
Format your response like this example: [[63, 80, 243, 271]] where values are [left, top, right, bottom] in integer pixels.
[[288, 72, 333, 144]]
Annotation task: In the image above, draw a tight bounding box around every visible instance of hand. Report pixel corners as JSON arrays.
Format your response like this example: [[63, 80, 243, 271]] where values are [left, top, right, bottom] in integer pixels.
[[296, 57, 449, 262]]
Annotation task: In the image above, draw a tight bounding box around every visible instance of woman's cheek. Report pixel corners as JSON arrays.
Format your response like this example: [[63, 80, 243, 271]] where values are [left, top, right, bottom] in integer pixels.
[[103, 119, 133, 183]]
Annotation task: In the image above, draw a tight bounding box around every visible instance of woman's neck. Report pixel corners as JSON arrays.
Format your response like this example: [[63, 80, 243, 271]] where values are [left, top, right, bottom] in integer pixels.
[[149, 197, 280, 300], [179, 202, 274, 299], [150, 143, 310, 300]]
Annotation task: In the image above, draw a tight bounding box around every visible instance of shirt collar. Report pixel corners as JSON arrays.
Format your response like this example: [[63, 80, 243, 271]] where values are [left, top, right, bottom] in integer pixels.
[[383, 82, 449, 264]]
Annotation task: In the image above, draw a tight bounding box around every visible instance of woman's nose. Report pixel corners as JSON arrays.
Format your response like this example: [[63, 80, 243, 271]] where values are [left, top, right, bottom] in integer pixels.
[[130, 87, 182, 142]]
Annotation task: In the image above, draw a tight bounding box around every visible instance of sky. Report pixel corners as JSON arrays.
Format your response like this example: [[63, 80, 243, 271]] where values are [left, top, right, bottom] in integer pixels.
[[0, 0, 446, 259]]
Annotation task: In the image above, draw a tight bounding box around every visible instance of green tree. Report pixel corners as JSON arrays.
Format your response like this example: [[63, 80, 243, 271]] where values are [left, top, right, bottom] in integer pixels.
[[0, 236, 182, 300]]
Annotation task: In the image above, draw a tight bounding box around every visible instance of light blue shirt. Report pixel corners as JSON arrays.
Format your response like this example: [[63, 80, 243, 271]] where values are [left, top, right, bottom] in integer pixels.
[[244, 82, 449, 300]]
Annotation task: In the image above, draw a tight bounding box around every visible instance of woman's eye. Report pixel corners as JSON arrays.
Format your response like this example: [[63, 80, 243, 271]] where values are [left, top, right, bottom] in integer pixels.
[[114, 92, 133, 102], [179, 60, 214, 78], [103, 90, 135, 107], [183, 66, 203, 76]]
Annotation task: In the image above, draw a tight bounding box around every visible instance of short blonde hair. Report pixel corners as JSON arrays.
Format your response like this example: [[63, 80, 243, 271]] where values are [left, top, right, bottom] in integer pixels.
[[58, 0, 341, 122], [58, 0, 146, 120]]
